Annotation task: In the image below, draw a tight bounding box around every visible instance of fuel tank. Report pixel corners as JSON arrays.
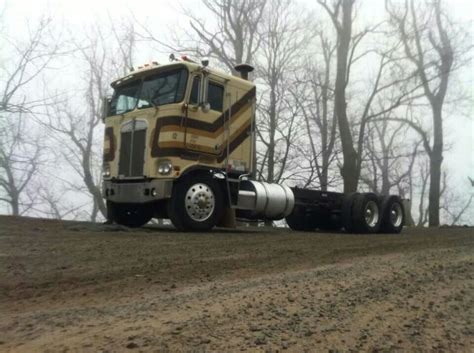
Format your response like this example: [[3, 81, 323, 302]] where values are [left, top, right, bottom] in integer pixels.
[[236, 180, 295, 220]]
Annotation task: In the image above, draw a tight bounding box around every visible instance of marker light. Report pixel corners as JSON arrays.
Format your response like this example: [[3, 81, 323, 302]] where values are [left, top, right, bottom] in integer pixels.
[[158, 161, 173, 175], [102, 164, 111, 178]]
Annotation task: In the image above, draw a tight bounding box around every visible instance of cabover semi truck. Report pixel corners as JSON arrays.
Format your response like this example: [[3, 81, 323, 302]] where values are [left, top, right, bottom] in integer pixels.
[[101, 56, 405, 233]]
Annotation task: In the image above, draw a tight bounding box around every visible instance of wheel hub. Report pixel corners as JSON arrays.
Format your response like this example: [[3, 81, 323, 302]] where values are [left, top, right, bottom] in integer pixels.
[[185, 183, 215, 222], [364, 201, 379, 227], [390, 203, 403, 227]]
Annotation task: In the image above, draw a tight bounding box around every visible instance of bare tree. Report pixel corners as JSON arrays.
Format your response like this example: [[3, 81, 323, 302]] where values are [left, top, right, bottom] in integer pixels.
[[137, 0, 266, 75], [317, 0, 357, 193], [189, 0, 266, 74], [37, 185, 85, 220], [0, 15, 60, 114], [361, 115, 421, 195], [292, 29, 339, 191], [441, 188, 473, 226], [0, 13, 59, 215], [386, 0, 465, 226], [254, 0, 307, 185], [415, 159, 430, 226], [317, 0, 418, 193], [42, 24, 135, 221], [0, 114, 44, 215], [109, 18, 136, 77]]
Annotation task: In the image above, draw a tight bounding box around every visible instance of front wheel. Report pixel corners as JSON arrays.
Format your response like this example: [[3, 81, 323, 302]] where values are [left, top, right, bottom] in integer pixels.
[[167, 174, 224, 231]]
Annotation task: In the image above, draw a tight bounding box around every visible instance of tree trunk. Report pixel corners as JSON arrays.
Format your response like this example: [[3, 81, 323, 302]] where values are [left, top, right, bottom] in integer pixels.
[[428, 158, 441, 226], [267, 86, 277, 184], [82, 150, 106, 220], [334, 0, 358, 193], [428, 107, 443, 226], [381, 156, 390, 195], [11, 193, 19, 216]]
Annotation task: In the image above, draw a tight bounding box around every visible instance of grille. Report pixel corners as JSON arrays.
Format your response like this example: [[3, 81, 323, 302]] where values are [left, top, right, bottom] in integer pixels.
[[118, 120, 147, 177]]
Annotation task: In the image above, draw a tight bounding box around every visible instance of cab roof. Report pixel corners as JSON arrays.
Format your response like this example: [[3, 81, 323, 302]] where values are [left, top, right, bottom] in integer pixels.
[[110, 60, 255, 90]]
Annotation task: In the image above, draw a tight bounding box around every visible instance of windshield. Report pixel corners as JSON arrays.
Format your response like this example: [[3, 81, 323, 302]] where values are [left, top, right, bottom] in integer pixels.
[[109, 67, 188, 116], [109, 80, 141, 116]]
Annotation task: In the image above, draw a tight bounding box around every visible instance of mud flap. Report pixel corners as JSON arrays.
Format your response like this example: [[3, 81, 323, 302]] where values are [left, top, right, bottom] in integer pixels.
[[217, 207, 237, 228]]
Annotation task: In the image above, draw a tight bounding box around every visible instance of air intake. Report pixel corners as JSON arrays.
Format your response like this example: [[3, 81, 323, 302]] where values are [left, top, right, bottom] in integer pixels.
[[234, 63, 254, 80]]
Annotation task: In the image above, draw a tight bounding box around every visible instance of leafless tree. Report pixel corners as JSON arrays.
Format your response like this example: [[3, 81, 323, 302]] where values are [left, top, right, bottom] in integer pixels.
[[37, 185, 85, 220], [291, 29, 339, 191], [0, 13, 60, 215], [415, 159, 430, 226], [317, 0, 357, 193], [0, 15, 61, 114], [361, 115, 421, 195], [385, 0, 469, 226], [109, 18, 136, 77], [317, 0, 419, 194], [41, 25, 135, 221], [0, 114, 44, 215], [137, 0, 266, 75], [441, 183, 473, 225], [254, 0, 308, 185]]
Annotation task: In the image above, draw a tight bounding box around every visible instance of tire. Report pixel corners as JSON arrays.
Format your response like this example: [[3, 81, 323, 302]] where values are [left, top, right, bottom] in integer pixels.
[[167, 174, 224, 231], [379, 195, 405, 234], [351, 193, 382, 234], [342, 192, 358, 233], [112, 202, 153, 228], [285, 206, 318, 231]]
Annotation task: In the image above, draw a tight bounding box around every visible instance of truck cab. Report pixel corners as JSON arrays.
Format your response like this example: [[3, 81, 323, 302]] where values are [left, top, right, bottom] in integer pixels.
[[102, 58, 294, 229]]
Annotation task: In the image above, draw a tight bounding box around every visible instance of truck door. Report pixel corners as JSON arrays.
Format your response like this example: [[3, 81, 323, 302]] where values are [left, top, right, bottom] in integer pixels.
[[185, 74, 226, 156]]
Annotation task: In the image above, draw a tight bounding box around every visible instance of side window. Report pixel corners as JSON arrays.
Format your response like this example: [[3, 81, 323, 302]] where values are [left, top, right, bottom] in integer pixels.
[[190, 77, 200, 105], [208, 82, 224, 112]]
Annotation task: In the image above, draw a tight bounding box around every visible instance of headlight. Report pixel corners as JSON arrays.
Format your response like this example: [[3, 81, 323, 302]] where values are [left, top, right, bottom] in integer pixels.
[[102, 164, 111, 178], [158, 161, 172, 175]]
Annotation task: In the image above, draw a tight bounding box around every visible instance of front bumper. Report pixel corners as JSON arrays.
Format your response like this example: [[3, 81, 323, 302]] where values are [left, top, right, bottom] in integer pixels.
[[102, 179, 173, 204]]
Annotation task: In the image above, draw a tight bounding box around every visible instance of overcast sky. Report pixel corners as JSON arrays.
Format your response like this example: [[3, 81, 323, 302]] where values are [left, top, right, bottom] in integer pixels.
[[3, 0, 474, 219]]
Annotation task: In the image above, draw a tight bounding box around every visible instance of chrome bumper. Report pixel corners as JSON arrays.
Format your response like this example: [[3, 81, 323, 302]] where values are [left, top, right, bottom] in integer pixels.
[[102, 179, 173, 203]]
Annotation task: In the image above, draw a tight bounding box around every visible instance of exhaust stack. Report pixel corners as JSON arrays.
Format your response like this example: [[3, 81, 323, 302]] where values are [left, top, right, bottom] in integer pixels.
[[234, 63, 254, 80]]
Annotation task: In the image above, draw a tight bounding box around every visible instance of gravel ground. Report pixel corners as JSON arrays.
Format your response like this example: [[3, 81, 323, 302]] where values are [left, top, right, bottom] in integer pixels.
[[0, 215, 473, 352]]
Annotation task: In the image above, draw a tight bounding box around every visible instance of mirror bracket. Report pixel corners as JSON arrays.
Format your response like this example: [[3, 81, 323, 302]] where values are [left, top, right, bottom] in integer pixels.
[[101, 96, 112, 122]]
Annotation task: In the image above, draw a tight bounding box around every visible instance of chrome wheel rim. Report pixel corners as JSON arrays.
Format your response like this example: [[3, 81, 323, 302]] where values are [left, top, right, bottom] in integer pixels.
[[185, 183, 215, 222], [364, 200, 379, 228], [390, 203, 403, 227]]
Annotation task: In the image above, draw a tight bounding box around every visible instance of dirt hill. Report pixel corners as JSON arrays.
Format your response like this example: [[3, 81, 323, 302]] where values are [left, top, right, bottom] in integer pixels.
[[0, 216, 473, 352]]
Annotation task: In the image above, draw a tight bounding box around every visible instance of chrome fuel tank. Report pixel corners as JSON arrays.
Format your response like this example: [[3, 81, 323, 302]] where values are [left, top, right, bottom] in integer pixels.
[[236, 180, 295, 220]]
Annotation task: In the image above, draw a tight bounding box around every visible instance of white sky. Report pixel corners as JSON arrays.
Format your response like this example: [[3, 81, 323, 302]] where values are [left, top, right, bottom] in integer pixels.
[[2, 0, 474, 220]]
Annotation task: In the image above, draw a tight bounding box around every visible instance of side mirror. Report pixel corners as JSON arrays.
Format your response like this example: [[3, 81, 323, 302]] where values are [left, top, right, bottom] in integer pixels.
[[199, 74, 210, 113], [101, 96, 111, 121]]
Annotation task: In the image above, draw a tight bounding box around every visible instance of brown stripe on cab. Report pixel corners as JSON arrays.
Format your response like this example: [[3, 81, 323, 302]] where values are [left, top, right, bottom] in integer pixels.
[[150, 86, 256, 158], [103, 127, 116, 162], [160, 101, 252, 139]]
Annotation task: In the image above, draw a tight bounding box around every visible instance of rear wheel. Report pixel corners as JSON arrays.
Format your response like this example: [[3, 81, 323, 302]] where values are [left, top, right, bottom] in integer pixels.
[[167, 174, 224, 231], [379, 196, 404, 233], [111, 202, 152, 228], [351, 193, 382, 233]]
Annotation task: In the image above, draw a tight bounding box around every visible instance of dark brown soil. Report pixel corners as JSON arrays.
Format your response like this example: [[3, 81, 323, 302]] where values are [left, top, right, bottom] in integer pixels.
[[0, 215, 472, 352]]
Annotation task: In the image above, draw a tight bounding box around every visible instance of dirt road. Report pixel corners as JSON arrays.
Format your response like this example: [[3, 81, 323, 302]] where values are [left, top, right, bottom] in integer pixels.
[[0, 216, 473, 352]]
